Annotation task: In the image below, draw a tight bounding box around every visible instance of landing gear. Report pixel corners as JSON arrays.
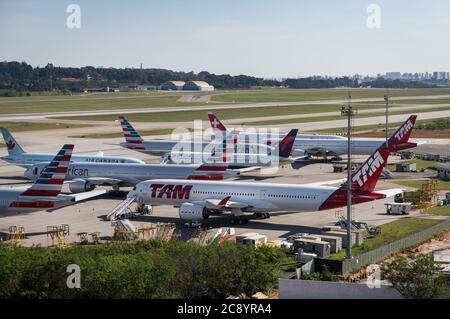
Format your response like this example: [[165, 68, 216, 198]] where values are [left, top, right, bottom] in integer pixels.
[[136, 204, 153, 215], [231, 217, 249, 225], [254, 212, 270, 219]]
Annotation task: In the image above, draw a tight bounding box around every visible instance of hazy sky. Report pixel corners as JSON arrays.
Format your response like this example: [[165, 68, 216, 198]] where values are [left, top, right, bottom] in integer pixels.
[[1, 0, 449, 78]]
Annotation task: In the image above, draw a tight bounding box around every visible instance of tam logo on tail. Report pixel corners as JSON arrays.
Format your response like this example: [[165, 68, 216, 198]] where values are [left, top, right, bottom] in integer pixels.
[[351, 150, 385, 188], [394, 119, 413, 142]]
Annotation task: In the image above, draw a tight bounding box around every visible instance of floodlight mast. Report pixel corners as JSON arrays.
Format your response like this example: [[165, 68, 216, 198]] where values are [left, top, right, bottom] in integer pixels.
[[341, 96, 357, 259]]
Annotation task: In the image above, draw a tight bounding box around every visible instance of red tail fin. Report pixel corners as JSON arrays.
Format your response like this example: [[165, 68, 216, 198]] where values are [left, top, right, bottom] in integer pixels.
[[208, 112, 227, 132], [319, 115, 417, 210], [277, 129, 298, 158], [351, 115, 417, 192]]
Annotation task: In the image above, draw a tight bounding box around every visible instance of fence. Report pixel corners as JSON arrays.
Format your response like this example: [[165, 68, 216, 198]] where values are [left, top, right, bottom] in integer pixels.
[[315, 218, 450, 274]]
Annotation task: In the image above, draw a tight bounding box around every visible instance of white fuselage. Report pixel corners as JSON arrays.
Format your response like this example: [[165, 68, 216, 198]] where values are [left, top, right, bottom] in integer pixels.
[[1, 152, 145, 166], [129, 179, 338, 213], [25, 162, 238, 186]]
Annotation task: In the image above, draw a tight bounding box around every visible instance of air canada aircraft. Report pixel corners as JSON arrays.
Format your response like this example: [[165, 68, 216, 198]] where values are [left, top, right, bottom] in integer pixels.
[[118, 116, 299, 167], [0, 128, 144, 167], [24, 162, 244, 193], [0, 144, 106, 214], [207, 112, 401, 160], [126, 115, 418, 224]]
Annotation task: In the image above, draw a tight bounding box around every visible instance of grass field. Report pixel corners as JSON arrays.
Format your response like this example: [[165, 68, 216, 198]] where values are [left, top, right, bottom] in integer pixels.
[[312, 116, 450, 134], [0, 92, 207, 114], [328, 218, 441, 260], [237, 106, 450, 126], [2, 88, 450, 114], [387, 159, 438, 172], [423, 204, 450, 216], [212, 88, 450, 103], [0, 122, 90, 132], [51, 102, 450, 125], [70, 128, 193, 139], [390, 179, 450, 191]]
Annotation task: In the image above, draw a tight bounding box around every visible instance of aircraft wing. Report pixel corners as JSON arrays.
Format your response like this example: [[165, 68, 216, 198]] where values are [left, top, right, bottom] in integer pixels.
[[66, 177, 123, 186], [63, 189, 108, 202]]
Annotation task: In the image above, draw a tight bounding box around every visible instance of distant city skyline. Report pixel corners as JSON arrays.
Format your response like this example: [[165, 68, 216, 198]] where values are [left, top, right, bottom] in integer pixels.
[[1, 0, 450, 78]]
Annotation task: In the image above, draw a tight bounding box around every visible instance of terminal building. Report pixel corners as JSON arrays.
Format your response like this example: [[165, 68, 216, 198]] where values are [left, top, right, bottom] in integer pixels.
[[159, 80, 214, 91]]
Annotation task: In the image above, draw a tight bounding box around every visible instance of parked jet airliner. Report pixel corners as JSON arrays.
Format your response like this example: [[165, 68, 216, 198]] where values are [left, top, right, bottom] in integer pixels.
[[118, 116, 298, 167], [207, 112, 407, 159], [1, 128, 144, 166], [0, 144, 106, 214], [126, 115, 417, 224], [25, 162, 244, 193]]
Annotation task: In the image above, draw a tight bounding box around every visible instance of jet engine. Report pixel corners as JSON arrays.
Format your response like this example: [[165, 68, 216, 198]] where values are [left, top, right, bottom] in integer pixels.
[[179, 203, 209, 221], [68, 178, 95, 193]]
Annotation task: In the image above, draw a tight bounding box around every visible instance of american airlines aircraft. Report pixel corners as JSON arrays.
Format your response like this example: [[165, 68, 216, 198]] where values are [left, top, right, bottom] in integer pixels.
[[0, 128, 144, 167], [0, 144, 106, 214], [207, 112, 390, 159], [24, 162, 243, 193], [118, 116, 298, 167], [126, 115, 417, 224]]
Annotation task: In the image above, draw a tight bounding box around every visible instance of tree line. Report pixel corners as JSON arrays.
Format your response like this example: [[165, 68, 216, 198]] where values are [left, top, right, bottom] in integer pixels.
[[0, 240, 285, 298], [0, 61, 436, 96]]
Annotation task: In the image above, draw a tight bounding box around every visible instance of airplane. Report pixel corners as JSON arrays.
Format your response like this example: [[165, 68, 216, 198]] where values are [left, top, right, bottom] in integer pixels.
[[118, 116, 298, 167], [24, 162, 244, 193], [125, 115, 418, 224], [207, 112, 403, 160], [208, 112, 346, 140], [0, 144, 107, 214], [0, 127, 144, 167]]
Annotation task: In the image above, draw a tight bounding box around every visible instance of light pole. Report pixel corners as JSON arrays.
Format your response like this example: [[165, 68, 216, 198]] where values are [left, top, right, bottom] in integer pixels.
[[341, 97, 357, 259], [384, 94, 389, 144]]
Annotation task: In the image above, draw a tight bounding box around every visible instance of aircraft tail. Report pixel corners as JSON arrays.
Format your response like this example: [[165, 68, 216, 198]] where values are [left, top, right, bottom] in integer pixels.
[[319, 115, 417, 210], [350, 115, 417, 192], [20, 144, 74, 197], [208, 112, 227, 132], [1, 128, 25, 156], [276, 129, 298, 158], [118, 116, 143, 144]]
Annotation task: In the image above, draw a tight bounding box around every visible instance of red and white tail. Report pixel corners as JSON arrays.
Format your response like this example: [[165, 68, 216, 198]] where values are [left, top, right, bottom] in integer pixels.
[[351, 115, 417, 192], [119, 116, 143, 144], [319, 115, 417, 210], [20, 144, 74, 197], [208, 112, 227, 132]]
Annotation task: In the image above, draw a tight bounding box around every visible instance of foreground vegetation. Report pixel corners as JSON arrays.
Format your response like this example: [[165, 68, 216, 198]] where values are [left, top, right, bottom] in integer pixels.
[[0, 240, 287, 299], [328, 218, 440, 260]]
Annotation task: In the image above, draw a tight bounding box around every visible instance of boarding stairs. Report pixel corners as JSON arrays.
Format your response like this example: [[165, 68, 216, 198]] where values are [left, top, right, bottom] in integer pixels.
[[107, 196, 136, 221], [381, 168, 394, 179]]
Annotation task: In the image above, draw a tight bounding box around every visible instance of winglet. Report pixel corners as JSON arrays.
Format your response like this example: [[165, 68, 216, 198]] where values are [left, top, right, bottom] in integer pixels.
[[218, 196, 231, 206]]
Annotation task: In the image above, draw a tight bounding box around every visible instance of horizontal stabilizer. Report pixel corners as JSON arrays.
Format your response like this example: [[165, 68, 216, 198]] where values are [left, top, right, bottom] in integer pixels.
[[376, 188, 404, 198]]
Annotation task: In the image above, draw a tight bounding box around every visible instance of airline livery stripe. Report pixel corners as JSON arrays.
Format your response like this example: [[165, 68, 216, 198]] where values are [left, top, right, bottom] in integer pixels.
[[20, 189, 61, 196], [10, 201, 55, 208]]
